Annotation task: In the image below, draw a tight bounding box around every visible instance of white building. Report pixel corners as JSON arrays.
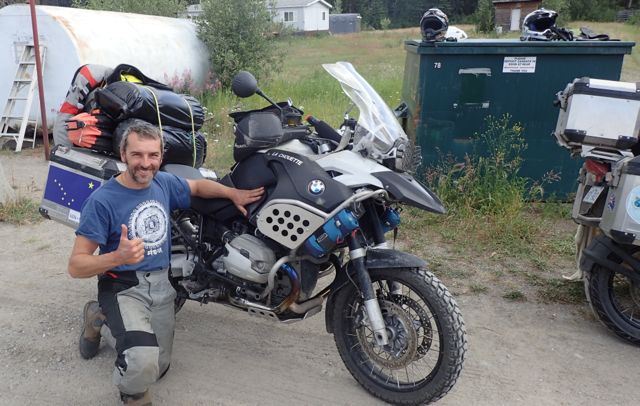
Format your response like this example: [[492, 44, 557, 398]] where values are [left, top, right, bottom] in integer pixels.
[[272, 0, 332, 33], [178, 1, 333, 33], [177, 3, 203, 19]]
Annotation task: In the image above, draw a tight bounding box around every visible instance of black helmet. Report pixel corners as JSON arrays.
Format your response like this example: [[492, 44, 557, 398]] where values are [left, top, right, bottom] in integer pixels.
[[522, 8, 558, 41], [420, 8, 449, 42]]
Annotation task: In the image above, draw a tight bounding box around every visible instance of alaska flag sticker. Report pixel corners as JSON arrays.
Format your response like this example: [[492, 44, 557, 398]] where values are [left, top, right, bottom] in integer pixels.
[[43, 165, 101, 212]]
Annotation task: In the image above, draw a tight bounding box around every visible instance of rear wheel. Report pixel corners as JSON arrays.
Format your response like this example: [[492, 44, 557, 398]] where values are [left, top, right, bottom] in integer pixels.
[[331, 268, 467, 405], [587, 260, 640, 344]]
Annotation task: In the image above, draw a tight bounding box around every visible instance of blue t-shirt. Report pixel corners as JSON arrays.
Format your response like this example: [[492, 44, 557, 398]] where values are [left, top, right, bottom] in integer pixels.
[[75, 171, 191, 272]]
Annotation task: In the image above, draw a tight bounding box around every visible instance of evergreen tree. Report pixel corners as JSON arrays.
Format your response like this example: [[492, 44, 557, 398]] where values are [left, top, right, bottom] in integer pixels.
[[474, 0, 494, 32], [567, 0, 617, 21], [386, 0, 451, 28], [73, 0, 186, 17], [352, 0, 387, 29]]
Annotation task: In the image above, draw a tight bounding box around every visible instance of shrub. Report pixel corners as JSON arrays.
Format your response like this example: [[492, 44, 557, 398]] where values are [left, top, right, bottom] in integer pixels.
[[380, 17, 391, 30], [197, 0, 285, 89], [474, 0, 495, 33], [627, 12, 640, 26]]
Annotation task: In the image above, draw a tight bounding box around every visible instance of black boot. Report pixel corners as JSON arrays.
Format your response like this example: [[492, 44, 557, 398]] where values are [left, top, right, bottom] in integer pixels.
[[120, 390, 152, 405], [79, 300, 105, 359]]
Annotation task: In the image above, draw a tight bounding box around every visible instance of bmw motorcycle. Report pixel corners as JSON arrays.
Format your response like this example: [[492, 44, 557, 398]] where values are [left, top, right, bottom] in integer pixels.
[[554, 78, 640, 345], [166, 62, 467, 405]]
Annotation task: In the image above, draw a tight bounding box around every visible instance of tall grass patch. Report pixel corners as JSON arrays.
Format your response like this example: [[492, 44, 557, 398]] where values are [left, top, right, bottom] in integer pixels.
[[428, 115, 528, 218], [422, 115, 571, 262], [0, 197, 42, 225]]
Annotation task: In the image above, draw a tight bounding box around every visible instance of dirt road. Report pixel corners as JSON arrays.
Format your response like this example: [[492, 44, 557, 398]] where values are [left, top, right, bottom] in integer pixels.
[[1, 152, 638, 406]]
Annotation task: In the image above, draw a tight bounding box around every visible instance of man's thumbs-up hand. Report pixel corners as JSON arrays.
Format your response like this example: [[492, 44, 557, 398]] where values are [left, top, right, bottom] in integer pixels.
[[115, 224, 145, 265]]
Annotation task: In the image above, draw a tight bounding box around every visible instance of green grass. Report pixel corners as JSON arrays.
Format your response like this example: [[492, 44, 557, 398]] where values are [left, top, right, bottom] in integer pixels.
[[533, 277, 586, 304], [469, 283, 489, 294], [503, 290, 527, 301], [0, 197, 42, 225], [567, 21, 640, 82]]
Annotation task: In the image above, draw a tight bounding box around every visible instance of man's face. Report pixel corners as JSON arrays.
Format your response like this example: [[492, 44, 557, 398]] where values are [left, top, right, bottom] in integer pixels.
[[121, 132, 162, 186]]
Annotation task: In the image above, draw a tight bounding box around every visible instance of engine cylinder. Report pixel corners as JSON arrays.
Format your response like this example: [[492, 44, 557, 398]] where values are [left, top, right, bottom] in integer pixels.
[[222, 234, 276, 284]]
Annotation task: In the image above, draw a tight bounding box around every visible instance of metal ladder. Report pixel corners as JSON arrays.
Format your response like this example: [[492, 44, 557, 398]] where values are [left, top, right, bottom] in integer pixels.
[[0, 44, 46, 152]]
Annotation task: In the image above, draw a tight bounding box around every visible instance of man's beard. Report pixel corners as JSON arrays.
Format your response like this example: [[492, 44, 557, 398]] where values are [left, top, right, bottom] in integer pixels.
[[128, 164, 158, 185]]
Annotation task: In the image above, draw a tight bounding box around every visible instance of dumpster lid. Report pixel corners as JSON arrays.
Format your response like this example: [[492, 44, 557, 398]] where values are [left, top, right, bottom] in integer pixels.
[[405, 39, 635, 55]]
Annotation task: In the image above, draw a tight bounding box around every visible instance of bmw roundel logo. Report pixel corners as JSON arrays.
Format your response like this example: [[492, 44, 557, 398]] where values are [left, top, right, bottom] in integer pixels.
[[308, 180, 325, 195]]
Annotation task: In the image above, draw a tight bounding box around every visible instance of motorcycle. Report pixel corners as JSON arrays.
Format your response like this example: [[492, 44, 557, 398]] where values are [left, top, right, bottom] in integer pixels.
[[166, 62, 467, 404], [554, 77, 640, 344]]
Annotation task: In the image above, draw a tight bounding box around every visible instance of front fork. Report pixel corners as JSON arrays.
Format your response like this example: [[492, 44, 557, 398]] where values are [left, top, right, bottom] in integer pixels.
[[349, 237, 389, 346]]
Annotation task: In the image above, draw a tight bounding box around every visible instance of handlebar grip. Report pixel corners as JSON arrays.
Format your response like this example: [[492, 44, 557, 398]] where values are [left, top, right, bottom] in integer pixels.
[[306, 115, 342, 143]]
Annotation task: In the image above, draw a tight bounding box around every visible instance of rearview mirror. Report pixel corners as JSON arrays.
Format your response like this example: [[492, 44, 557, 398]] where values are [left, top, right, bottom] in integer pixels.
[[231, 71, 259, 98]]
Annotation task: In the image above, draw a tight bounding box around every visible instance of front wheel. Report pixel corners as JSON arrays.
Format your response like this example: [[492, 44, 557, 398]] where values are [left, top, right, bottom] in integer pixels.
[[331, 268, 467, 405]]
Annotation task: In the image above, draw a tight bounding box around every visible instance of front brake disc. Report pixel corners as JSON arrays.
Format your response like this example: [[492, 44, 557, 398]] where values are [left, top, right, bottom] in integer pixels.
[[357, 300, 418, 369], [392, 293, 434, 357]]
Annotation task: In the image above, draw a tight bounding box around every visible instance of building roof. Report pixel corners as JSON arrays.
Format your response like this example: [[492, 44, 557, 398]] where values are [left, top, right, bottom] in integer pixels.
[[275, 0, 333, 8]]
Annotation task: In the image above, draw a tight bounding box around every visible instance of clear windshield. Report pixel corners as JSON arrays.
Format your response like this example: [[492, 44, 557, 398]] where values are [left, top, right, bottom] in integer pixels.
[[322, 62, 407, 158]]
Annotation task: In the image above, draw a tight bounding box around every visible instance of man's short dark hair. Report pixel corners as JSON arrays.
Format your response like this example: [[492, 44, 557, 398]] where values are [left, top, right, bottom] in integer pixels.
[[120, 121, 164, 154]]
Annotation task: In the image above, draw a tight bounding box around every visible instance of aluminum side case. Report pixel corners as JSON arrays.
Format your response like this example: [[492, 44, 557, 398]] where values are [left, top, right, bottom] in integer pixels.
[[554, 78, 640, 150], [600, 156, 640, 245], [40, 146, 124, 229]]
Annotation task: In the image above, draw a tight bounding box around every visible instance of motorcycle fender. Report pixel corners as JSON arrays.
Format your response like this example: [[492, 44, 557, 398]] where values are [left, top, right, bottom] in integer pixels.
[[580, 236, 612, 274], [580, 235, 640, 284], [365, 249, 427, 269], [325, 249, 428, 334]]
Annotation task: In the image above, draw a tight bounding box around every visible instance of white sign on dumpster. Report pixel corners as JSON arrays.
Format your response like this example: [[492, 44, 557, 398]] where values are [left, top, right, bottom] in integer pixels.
[[503, 56, 537, 73]]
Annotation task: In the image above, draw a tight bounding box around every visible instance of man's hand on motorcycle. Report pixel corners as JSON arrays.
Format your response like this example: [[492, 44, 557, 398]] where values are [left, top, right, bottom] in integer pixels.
[[115, 224, 145, 264], [231, 187, 265, 217]]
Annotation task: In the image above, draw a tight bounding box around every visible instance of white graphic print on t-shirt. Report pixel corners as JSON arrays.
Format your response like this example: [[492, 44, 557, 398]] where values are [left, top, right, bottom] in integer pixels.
[[128, 199, 168, 256]]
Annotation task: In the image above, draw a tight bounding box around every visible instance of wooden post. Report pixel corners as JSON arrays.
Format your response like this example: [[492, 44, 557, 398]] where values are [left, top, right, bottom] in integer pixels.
[[29, 0, 50, 161]]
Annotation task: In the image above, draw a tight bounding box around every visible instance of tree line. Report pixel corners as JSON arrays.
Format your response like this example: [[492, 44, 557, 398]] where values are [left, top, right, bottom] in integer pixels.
[[328, 0, 636, 29]]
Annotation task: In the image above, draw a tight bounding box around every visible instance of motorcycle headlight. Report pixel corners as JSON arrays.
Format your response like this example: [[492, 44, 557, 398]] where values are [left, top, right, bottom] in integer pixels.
[[382, 140, 422, 174]]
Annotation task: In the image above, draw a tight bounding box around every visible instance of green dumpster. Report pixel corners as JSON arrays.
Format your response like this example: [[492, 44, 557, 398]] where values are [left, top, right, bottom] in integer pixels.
[[401, 39, 635, 198]]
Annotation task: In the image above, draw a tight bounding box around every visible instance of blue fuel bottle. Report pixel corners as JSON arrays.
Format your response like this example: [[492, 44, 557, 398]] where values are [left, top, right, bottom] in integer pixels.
[[304, 209, 359, 257]]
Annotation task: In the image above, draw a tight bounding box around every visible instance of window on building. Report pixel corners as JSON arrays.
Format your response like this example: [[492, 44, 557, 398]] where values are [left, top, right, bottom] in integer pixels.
[[322, 12, 326, 21], [284, 11, 294, 22]]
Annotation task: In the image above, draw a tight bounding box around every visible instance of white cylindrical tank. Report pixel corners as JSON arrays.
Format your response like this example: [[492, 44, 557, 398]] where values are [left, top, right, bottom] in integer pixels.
[[0, 4, 210, 129]]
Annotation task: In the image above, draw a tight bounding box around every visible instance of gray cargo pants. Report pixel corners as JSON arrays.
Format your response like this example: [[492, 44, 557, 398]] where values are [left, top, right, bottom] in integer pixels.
[[97, 268, 176, 396]]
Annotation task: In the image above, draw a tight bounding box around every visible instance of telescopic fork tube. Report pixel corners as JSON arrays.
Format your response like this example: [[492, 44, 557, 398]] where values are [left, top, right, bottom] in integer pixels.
[[348, 236, 389, 346]]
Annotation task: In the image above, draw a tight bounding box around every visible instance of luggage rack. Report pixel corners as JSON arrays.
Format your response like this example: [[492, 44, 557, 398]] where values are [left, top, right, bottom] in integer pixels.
[[579, 145, 634, 162]]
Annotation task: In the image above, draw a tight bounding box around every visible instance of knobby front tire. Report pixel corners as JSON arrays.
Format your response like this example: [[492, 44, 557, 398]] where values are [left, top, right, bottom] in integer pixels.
[[331, 268, 467, 405]]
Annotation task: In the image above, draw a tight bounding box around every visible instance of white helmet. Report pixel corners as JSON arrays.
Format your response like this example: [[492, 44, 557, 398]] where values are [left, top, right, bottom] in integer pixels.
[[521, 8, 558, 41], [420, 8, 449, 42]]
